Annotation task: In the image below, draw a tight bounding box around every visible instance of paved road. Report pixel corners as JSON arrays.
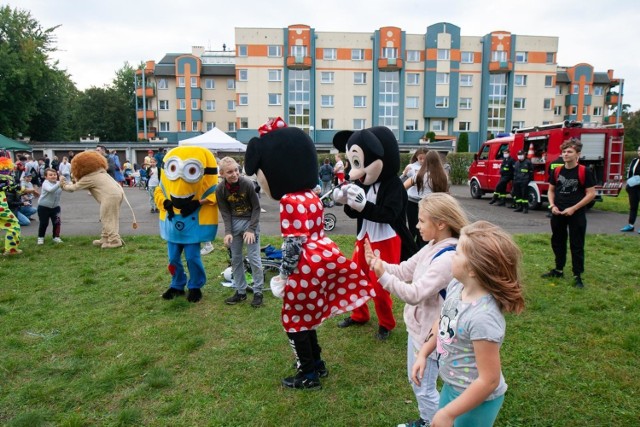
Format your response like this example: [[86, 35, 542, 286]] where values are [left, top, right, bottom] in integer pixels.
[[20, 184, 628, 238]]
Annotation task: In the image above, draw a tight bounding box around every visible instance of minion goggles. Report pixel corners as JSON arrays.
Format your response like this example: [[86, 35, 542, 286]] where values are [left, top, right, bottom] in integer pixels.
[[163, 156, 217, 183]]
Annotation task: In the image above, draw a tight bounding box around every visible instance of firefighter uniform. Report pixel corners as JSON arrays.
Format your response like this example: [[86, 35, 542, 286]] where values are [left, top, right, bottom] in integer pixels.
[[490, 151, 515, 206], [513, 153, 534, 213]]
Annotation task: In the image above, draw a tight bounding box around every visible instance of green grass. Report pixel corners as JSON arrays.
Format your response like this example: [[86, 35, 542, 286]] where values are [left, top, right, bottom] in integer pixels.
[[595, 187, 631, 214], [1, 234, 639, 426]]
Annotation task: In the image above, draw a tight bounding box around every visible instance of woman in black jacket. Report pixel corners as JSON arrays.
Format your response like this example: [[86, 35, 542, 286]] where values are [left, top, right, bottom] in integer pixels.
[[620, 146, 640, 232]]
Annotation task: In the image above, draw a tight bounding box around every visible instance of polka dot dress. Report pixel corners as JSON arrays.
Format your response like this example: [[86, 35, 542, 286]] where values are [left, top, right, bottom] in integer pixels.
[[279, 191, 375, 332]]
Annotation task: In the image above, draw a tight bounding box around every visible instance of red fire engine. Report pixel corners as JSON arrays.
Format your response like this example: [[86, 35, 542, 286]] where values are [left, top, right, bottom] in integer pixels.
[[468, 121, 625, 209]]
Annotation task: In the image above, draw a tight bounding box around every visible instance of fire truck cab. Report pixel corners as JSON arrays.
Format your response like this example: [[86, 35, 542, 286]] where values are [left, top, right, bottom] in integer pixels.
[[468, 121, 625, 209]]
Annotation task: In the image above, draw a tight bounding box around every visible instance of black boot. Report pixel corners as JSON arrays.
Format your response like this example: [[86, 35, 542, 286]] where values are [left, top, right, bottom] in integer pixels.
[[523, 204, 529, 214], [489, 195, 499, 205], [497, 198, 506, 206], [514, 203, 523, 213]]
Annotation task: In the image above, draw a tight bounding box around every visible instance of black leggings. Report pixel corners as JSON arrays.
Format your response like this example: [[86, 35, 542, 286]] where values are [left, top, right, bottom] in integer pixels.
[[37, 205, 61, 238], [627, 184, 640, 225], [406, 200, 427, 248], [287, 330, 322, 375]]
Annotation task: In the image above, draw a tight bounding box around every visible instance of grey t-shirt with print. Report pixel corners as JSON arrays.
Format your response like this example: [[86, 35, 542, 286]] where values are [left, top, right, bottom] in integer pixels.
[[436, 279, 508, 399]]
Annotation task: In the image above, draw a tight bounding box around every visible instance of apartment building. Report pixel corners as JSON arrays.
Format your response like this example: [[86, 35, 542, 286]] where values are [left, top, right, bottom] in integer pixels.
[[136, 23, 624, 151]]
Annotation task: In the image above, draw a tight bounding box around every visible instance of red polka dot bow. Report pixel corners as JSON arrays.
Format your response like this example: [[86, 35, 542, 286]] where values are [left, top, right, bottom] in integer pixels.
[[258, 117, 288, 136]]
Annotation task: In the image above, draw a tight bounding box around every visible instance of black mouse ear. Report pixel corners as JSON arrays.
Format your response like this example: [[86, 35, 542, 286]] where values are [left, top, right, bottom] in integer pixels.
[[244, 137, 261, 176], [333, 130, 353, 152]]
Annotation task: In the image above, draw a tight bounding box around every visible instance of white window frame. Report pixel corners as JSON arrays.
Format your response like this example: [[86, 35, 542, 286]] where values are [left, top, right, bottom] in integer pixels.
[[228, 122, 236, 132], [544, 76, 553, 87], [268, 93, 282, 105], [593, 106, 603, 116], [205, 78, 215, 89], [512, 121, 525, 130], [405, 119, 418, 130], [227, 79, 236, 90], [584, 85, 590, 95], [206, 122, 216, 131], [320, 71, 334, 84], [515, 51, 528, 63], [460, 74, 473, 87], [406, 73, 419, 85], [238, 69, 248, 81], [492, 51, 507, 62], [351, 49, 364, 60], [406, 50, 420, 62], [353, 119, 366, 129], [458, 121, 471, 131], [239, 118, 249, 129], [323, 48, 337, 60], [514, 98, 526, 109], [179, 121, 186, 132], [353, 96, 366, 108], [381, 47, 397, 59], [238, 94, 248, 106], [190, 77, 197, 88], [514, 75, 527, 86], [178, 99, 186, 110], [227, 100, 236, 111], [435, 96, 449, 108], [290, 45, 307, 57], [570, 105, 577, 115], [321, 119, 334, 129], [268, 69, 282, 82], [583, 106, 589, 115], [437, 49, 450, 60], [543, 98, 552, 110], [461, 51, 474, 63], [205, 100, 215, 111], [178, 77, 185, 88], [572, 84, 579, 95], [238, 45, 248, 57], [546, 52, 555, 63], [432, 120, 445, 132], [554, 106, 562, 116], [406, 96, 419, 109], [159, 100, 169, 110], [321, 95, 334, 107], [354, 72, 366, 85], [436, 73, 450, 85], [268, 45, 282, 57], [159, 121, 170, 132], [191, 99, 198, 110], [556, 85, 562, 95], [594, 86, 604, 96], [459, 97, 472, 109], [158, 78, 168, 89], [191, 121, 198, 132]]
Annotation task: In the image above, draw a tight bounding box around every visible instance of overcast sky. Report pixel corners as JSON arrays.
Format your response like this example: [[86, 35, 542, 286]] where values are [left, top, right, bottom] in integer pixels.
[[8, 0, 640, 110]]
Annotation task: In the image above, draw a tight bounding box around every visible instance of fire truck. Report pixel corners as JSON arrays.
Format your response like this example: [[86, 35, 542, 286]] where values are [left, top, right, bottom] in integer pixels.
[[467, 121, 625, 209]]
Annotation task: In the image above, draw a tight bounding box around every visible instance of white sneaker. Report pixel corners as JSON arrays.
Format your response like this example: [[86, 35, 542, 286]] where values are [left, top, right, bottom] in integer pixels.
[[53, 237, 63, 244], [37, 237, 44, 245], [200, 242, 214, 255], [260, 208, 267, 213]]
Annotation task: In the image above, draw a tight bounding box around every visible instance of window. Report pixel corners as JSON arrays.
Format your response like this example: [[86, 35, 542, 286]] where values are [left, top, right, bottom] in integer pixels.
[[205, 100, 215, 111], [227, 100, 236, 111], [435, 96, 449, 108], [238, 69, 248, 81], [179, 121, 186, 132], [458, 121, 471, 131], [178, 77, 185, 88], [544, 76, 553, 87], [460, 97, 472, 109], [432, 120, 445, 131], [554, 106, 562, 115], [514, 98, 526, 109], [583, 106, 589, 115], [290, 45, 307, 57], [353, 119, 366, 129], [353, 96, 366, 108], [238, 45, 248, 57], [158, 78, 168, 89], [406, 50, 420, 62], [572, 84, 579, 94], [436, 73, 450, 84], [514, 75, 527, 86], [546, 52, 555, 63], [268, 69, 282, 81], [205, 78, 215, 89], [461, 51, 474, 63], [240, 118, 248, 129], [584, 85, 590, 95], [238, 94, 248, 106], [594, 86, 604, 96], [323, 48, 337, 60], [159, 100, 169, 110], [191, 121, 198, 132], [543, 98, 552, 109], [320, 71, 334, 84], [321, 95, 334, 107], [268, 93, 282, 105], [512, 121, 525, 130], [190, 77, 197, 88], [206, 122, 216, 131], [179, 99, 186, 110], [351, 49, 365, 60], [354, 72, 367, 84], [556, 85, 562, 95], [381, 47, 397, 59], [227, 79, 235, 90], [491, 51, 507, 62], [160, 121, 170, 132], [191, 99, 198, 110], [228, 122, 236, 132], [321, 119, 334, 129], [407, 73, 419, 85], [406, 96, 419, 109], [437, 49, 450, 60], [515, 51, 528, 63], [569, 105, 577, 115], [405, 119, 418, 130], [268, 45, 282, 57], [460, 74, 473, 87], [593, 106, 603, 116]]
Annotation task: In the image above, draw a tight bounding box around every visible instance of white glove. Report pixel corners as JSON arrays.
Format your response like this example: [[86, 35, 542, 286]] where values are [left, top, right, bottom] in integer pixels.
[[270, 275, 286, 298], [347, 185, 367, 212], [332, 186, 348, 204]]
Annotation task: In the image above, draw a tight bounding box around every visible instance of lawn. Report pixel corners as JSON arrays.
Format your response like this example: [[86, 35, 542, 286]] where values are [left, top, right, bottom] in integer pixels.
[[0, 234, 639, 426], [594, 187, 631, 215]]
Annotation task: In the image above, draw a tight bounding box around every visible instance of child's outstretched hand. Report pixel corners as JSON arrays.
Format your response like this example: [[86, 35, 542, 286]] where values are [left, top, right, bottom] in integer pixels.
[[363, 239, 384, 278], [411, 357, 426, 387]]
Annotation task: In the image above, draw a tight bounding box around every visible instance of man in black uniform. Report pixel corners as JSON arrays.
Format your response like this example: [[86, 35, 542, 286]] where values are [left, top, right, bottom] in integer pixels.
[[489, 148, 514, 206], [512, 150, 533, 213]]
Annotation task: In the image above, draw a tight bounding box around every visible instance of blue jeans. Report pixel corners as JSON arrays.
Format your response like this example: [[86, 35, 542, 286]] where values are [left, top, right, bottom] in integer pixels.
[[408, 335, 440, 422], [14, 209, 32, 226], [229, 219, 263, 294], [19, 205, 37, 219], [439, 383, 504, 427], [167, 242, 206, 290]]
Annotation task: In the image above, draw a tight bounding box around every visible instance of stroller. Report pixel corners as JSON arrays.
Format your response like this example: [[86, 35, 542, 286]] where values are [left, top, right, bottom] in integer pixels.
[[220, 245, 283, 292], [319, 184, 343, 232]]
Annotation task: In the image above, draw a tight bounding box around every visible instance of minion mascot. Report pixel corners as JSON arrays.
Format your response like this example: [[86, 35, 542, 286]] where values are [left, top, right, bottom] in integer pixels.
[[244, 118, 374, 390], [60, 150, 137, 248], [0, 157, 22, 255], [332, 126, 418, 340], [155, 146, 218, 303]]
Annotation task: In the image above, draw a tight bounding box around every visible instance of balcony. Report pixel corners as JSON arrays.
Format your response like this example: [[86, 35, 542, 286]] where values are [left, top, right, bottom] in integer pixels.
[[377, 57, 403, 71], [136, 110, 156, 120], [603, 115, 623, 124], [136, 86, 156, 98], [489, 61, 512, 73], [286, 55, 312, 70], [137, 127, 157, 140], [606, 93, 620, 104]]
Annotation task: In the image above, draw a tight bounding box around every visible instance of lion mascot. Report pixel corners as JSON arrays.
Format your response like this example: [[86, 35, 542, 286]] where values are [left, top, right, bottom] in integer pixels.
[[154, 146, 219, 303], [60, 150, 137, 248]]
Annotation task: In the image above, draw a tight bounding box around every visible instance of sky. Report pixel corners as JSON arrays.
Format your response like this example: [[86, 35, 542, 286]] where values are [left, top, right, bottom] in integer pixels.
[[8, 0, 640, 110]]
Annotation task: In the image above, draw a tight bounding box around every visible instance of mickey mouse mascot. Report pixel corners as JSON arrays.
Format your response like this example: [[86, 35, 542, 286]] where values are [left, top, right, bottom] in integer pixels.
[[244, 118, 374, 390], [332, 126, 417, 340]]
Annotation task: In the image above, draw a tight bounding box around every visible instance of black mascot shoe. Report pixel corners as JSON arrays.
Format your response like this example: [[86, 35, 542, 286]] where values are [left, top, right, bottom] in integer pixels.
[[161, 287, 185, 300], [337, 316, 366, 328], [282, 372, 321, 390], [187, 288, 202, 303]]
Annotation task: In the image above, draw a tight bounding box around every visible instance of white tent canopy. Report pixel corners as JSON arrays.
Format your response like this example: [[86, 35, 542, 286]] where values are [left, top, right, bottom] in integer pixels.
[[178, 127, 246, 152]]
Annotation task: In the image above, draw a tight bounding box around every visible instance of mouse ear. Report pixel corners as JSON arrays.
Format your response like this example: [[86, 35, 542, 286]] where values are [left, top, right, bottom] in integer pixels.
[[333, 130, 353, 152], [244, 137, 262, 176]]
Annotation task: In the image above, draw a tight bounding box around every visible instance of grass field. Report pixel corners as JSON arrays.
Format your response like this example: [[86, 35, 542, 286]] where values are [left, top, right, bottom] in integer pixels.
[[1, 233, 639, 426]]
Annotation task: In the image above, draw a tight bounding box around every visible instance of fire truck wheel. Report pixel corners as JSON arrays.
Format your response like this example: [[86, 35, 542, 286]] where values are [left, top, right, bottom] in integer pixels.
[[527, 187, 540, 210], [470, 180, 483, 199]]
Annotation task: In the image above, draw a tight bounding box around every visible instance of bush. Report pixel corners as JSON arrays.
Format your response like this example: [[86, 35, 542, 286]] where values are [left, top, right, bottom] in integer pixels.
[[447, 152, 474, 185], [425, 131, 436, 142], [457, 132, 469, 153]]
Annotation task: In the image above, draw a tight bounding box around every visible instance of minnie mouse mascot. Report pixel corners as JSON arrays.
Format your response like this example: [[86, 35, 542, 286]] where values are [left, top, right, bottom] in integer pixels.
[[332, 126, 417, 340], [244, 118, 374, 390]]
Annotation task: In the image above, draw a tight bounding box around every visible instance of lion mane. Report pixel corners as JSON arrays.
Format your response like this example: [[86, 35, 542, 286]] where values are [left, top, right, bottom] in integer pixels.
[[70, 150, 107, 180]]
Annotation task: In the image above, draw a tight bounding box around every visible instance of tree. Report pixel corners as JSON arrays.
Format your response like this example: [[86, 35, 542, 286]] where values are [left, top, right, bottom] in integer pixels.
[[0, 6, 60, 138], [623, 109, 639, 151], [457, 132, 469, 152], [27, 67, 78, 141]]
